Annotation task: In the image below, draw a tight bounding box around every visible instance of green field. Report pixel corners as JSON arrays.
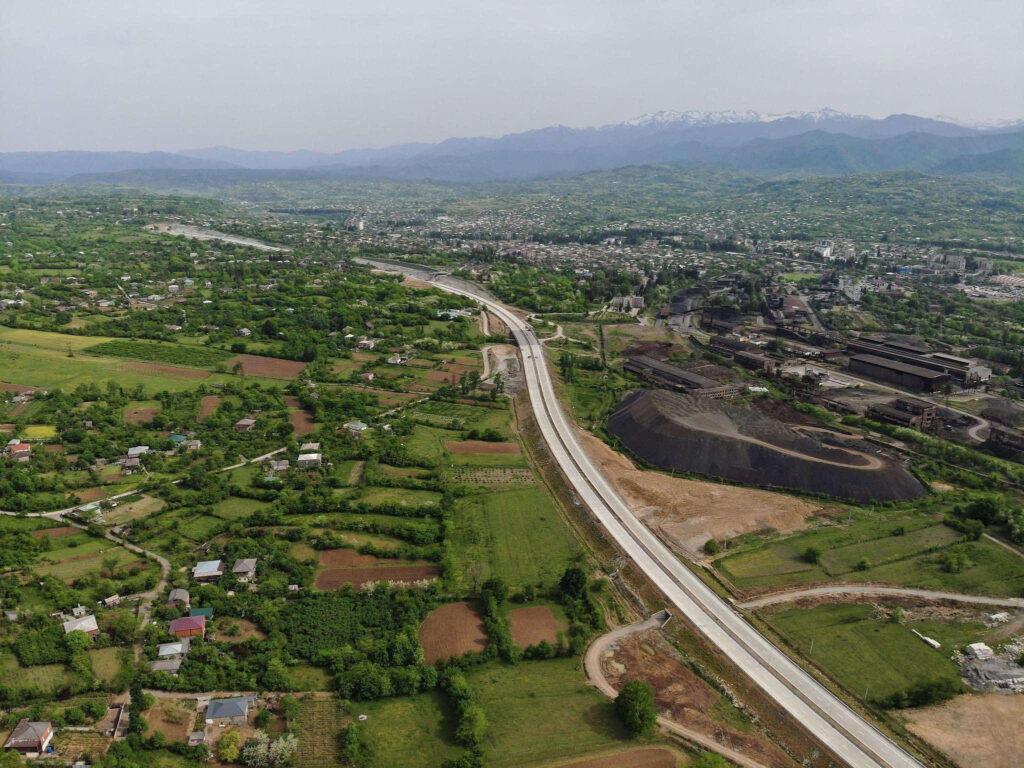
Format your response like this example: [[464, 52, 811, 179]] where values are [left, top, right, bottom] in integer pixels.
[[35, 535, 153, 581], [178, 514, 227, 540], [22, 424, 58, 439], [357, 691, 462, 768], [87, 646, 124, 684], [287, 664, 333, 691], [449, 486, 580, 590], [212, 495, 270, 520], [467, 658, 629, 766], [406, 425, 452, 462], [717, 517, 1024, 596], [765, 603, 962, 703], [0, 651, 72, 691], [86, 339, 232, 368], [358, 487, 442, 507]]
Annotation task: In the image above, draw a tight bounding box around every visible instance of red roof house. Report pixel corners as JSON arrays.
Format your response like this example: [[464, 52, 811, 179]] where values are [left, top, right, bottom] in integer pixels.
[[168, 615, 205, 638]]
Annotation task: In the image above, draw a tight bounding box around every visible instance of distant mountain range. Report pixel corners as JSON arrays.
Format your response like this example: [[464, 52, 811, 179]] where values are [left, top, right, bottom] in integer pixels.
[[2, 108, 1022, 184]]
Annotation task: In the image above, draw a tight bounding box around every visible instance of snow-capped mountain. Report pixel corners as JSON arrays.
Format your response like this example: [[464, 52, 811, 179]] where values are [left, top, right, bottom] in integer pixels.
[[613, 107, 868, 129]]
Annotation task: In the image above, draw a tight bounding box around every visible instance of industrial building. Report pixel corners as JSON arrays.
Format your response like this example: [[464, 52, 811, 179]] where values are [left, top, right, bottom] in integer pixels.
[[849, 354, 950, 392], [847, 339, 990, 385], [624, 355, 741, 399]]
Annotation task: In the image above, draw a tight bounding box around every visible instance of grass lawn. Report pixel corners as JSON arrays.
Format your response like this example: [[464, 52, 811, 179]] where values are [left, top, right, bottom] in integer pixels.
[[36, 536, 149, 581], [0, 651, 71, 691], [212, 495, 270, 520], [449, 486, 580, 590], [406, 425, 451, 462], [356, 691, 461, 768], [467, 658, 630, 766], [287, 664, 333, 691], [87, 647, 124, 684], [449, 449, 528, 468], [765, 603, 961, 704], [358, 487, 442, 507], [178, 514, 226, 541]]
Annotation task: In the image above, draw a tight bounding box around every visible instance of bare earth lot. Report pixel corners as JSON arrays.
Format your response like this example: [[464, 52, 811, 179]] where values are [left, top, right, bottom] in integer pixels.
[[446, 440, 520, 454], [198, 395, 221, 419], [418, 602, 489, 664], [124, 406, 159, 425], [577, 428, 820, 553], [316, 564, 438, 590], [228, 354, 306, 378], [124, 361, 208, 379], [556, 748, 677, 768], [507, 605, 564, 646], [904, 694, 1024, 768], [290, 409, 316, 435]]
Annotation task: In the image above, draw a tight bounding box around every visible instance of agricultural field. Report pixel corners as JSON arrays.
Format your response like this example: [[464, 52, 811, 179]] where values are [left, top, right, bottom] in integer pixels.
[[448, 486, 580, 590], [715, 510, 1024, 597], [763, 603, 964, 704], [86, 339, 232, 368]]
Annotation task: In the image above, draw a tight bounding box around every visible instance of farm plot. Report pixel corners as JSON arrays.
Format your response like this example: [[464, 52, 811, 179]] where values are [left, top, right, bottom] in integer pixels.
[[506, 605, 566, 647], [104, 495, 165, 523], [315, 563, 438, 590], [212, 496, 270, 520], [124, 400, 161, 425], [358, 487, 442, 506], [87, 647, 124, 684], [228, 354, 307, 378], [356, 691, 461, 768], [449, 486, 579, 590], [0, 652, 71, 691], [145, 700, 196, 743], [197, 395, 221, 420], [418, 602, 489, 664], [291, 699, 349, 768], [289, 409, 316, 436], [466, 657, 627, 767]]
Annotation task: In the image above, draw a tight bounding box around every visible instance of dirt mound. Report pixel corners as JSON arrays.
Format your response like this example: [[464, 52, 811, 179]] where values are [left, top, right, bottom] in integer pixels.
[[608, 390, 924, 503], [507, 606, 565, 646], [418, 602, 488, 663]]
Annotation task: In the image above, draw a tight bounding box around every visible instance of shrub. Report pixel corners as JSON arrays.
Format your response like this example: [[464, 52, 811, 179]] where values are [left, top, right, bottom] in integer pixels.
[[615, 680, 657, 737]]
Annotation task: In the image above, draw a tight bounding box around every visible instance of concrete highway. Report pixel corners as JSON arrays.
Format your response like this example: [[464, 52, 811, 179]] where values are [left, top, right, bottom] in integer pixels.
[[360, 260, 927, 768]]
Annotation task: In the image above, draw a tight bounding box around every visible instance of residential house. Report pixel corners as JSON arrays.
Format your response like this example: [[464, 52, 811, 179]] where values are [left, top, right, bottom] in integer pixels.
[[62, 614, 99, 637], [127, 445, 149, 458], [299, 442, 320, 452], [8, 443, 31, 462], [165, 588, 190, 609], [192, 560, 223, 581], [205, 697, 253, 725], [296, 453, 322, 468], [157, 638, 191, 658], [188, 732, 207, 747], [168, 615, 205, 639], [268, 459, 289, 473], [343, 420, 368, 437], [150, 658, 183, 675], [102, 594, 121, 608], [234, 418, 256, 432], [232, 559, 257, 582], [3, 720, 54, 756]]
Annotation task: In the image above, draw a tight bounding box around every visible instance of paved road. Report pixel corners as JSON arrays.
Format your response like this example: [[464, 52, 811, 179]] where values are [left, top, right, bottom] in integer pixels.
[[584, 615, 771, 768], [358, 259, 926, 768], [737, 585, 1024, 610]]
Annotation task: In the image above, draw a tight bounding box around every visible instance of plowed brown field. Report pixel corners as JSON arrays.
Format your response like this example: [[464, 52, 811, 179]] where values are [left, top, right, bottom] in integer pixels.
[[228, 354, 306, 378], [445, 440, 520, 454], [418, 602, 488, 663], [507, 605, 564, 646]]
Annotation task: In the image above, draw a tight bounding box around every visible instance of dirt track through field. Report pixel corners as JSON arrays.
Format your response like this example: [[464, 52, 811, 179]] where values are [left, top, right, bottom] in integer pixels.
[[418, 601, 488, 663]]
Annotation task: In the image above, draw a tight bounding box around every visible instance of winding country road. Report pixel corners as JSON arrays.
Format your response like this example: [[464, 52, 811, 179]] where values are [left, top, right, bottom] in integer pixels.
[[737, 585, 1024, 610], [359, 258, 926, 768]]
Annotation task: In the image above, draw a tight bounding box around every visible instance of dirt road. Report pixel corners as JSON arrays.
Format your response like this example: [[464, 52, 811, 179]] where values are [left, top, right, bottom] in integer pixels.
[[737, 585, 1024, 610], [584, 614, 772, 768]]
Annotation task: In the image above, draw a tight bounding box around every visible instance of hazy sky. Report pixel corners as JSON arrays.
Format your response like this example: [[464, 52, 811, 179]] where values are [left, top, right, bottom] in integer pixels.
[[2, 0, 1022, 152]]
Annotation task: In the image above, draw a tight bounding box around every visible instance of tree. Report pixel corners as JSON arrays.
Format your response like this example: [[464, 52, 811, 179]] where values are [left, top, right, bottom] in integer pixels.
[[217, 730, 241, 763], [480, 577, 508, 604], [801, 546, 821, 564], [615, 680, 657, 737], [703, 539, 719, 556], [454, 703, 488, 747], [559, 566, 587, 599]]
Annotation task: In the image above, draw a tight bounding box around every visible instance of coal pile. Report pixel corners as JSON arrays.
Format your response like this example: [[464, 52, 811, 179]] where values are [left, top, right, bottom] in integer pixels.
[[608, 389, 924, 503]]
